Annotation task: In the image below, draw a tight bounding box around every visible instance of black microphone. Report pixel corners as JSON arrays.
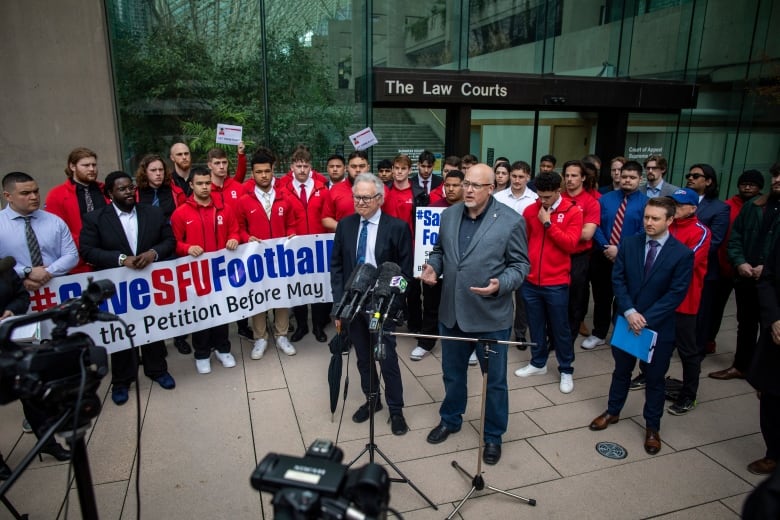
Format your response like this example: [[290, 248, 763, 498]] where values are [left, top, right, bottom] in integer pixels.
[[369, 262, 407, 337], [0, 256, 17, 275], [338, 263, 378, 321], [332, 262, 363, 318]]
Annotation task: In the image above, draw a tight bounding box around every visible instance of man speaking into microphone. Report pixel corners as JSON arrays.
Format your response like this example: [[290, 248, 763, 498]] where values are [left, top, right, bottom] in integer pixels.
[[330, 173, 412, 436]]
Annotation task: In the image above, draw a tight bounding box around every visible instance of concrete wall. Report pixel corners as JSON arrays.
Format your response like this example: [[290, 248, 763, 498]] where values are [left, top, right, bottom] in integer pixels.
[[0, 0, 120, 199]]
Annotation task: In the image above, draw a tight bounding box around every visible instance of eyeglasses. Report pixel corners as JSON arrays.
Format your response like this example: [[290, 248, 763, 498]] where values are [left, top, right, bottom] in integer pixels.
[[462, 181, 492, 191], [685, 173, 705, 180], [645, 166, 660, 170], [116, 184, 137, 193], [353, 194, 380, 204]]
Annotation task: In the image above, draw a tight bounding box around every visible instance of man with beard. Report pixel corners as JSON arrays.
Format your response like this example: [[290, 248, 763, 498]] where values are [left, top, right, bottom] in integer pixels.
[[170, 142, 193, 198], [80, 171, 176, 404], [712, 163, 780, 380], [641, 155, 679, 198]]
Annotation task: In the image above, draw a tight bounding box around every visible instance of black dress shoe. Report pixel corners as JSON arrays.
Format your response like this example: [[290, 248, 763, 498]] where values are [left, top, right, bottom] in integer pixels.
[[40, 443, 71, 462], [426, 422, 460, 444], [483, 443, 502, 465], [390, 414, 408, 435], [352, 400, 383, 423], [313, 327, 327, 343], [291, 327, 309, 342], [174, 337, 192, 355], [237, 325, 254, 340]]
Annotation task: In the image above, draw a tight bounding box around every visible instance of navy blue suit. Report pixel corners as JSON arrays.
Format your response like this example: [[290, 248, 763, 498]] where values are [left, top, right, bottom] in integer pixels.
[[695, 196, 730, 350], [330, 211, 412, 413], [608, 233, 693, 431]]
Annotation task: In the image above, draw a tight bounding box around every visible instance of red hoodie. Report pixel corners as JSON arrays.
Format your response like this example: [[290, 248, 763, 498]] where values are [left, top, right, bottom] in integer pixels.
[[236, 189, 298, 241], [171, 196, 240, 257], [523, 197, 583, 286], [669, 216, 711, 315]]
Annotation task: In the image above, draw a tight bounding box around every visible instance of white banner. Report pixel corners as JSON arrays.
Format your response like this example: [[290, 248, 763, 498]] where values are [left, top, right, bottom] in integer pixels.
[[413, 207, 445, 276], [21, 235, 334, 353]]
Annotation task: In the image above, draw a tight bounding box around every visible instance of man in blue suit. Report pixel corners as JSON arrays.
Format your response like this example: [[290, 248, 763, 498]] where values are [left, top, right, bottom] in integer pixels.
[[589, 197, 693, 455], [330, 173, 413, 436]]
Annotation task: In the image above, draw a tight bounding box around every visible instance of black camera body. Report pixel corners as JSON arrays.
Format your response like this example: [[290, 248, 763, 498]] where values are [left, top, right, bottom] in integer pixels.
[[252, 439, 390, 520]]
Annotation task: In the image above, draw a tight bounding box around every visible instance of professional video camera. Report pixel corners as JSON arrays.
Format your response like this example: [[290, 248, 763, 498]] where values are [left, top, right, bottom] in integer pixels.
[[0, 279, 114, 424], [252, 439, 390, 520]]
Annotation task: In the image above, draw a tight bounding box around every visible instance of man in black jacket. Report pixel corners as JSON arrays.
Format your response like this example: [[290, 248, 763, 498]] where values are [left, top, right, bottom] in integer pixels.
[[80, 171, 176, 405]]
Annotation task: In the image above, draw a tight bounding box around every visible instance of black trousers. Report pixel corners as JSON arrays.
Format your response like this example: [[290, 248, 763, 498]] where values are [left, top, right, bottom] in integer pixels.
[[192, 324, 230, 359], [513, 288, 528, 341], [760, 392, 780, 461], [405, 279, 422, 331], [568, 251, 591, 340], [111, 340, 167, 387], [675, 313, 703, 401], [348, 312, 404, 413], [589, 251, 615, 339], [418, 280, 442, 350], [733, 277, 760, 372], [707, 276, 734, 343], [293, 303, 331, 330]]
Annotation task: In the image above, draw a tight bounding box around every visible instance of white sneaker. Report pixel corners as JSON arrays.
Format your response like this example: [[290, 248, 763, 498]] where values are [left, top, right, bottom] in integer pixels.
[[410, 346, 429, 361], [560, 373, 574, 394], [581, 335, 605, 350], [195, 358, 212, 374], [251, 338, 268, 360], [214, 351, 236, 368], [276, 336, 297, 356], [468, 351, 478, 366], [515, 363, 547, 377]]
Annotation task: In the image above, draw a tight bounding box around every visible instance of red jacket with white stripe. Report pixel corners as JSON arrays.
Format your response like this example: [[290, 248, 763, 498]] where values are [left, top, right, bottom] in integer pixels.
[[670, 216, 711, 315]]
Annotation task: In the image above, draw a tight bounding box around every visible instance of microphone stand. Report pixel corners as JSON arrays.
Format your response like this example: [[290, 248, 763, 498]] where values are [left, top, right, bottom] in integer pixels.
[[393, 332, 538, 516], [345, 311, 438, 511]]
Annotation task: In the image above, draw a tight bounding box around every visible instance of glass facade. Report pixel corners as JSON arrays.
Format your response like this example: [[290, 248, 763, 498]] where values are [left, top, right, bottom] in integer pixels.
[[105, 0, 779, 192]]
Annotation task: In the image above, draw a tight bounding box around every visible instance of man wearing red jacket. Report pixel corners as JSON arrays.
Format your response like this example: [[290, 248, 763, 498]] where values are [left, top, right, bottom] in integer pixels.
[[515, 172, 583, 394], [321, 150, 371, 231], [171, 167, 240, 374], [237, 151, 299, 358], [666, 188, 711, 414], [45, 147, 109, 273], [208, 147, 243, 209]]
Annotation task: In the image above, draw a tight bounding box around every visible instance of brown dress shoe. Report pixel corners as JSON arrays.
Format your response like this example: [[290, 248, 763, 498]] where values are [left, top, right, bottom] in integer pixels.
[[747, 457, 777, 475], [644, 428, 661, 455], [708, 367, 745, 380], [589, 412, 619, 431]]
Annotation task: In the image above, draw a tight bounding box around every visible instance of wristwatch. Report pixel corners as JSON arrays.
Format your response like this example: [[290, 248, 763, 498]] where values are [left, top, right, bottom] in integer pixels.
[[118, 254, 128, 266], [23, 266, 32, 278]]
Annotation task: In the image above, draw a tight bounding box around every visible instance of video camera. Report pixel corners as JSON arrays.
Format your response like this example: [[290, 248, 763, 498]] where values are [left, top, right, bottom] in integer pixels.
[[0, 279, 114, 429], [251, 439, 390, 520]]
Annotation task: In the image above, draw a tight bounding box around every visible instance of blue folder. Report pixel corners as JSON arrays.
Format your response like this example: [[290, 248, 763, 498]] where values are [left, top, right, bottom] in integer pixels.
[[610, 315, 657, 362]]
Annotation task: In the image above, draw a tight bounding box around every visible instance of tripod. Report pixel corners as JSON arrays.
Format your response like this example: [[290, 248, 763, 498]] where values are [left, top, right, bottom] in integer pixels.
[[393, 333, 537, 517], [344, 315, 438, 511], [0, 408, 99, 520]]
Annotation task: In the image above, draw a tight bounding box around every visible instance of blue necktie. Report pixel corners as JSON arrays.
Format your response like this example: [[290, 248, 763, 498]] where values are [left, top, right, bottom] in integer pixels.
[[152, 189, 160, 207], [356, 220, 368, 264], [644, 240, 660, 276]]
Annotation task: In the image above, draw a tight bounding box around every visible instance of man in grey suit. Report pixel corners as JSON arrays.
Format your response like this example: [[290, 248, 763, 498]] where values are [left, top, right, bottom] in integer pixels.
[[421, 163, 530, 465], [640, 155, 679, 198]]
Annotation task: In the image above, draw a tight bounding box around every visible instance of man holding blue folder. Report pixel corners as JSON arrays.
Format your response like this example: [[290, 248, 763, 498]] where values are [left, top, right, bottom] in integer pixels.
[[589, 197, 693, 455]]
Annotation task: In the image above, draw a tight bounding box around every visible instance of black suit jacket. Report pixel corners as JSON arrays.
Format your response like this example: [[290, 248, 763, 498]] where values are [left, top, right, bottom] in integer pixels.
[[752, 238, 780, 395], [330, 212, 412, 303], [79, 203, 176, 270]]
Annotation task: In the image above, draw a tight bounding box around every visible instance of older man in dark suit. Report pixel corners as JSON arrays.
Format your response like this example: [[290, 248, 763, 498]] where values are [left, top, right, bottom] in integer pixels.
[[80, 171, 176, 405], [421, 163, 530, 465], [590, 197, 693, 454], [330, 173, 413, 436]]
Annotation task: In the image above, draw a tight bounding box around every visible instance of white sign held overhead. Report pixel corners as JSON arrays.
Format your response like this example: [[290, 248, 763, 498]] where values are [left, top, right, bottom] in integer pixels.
[[349, 127, 378, 151], [216, 123, 243, 145]]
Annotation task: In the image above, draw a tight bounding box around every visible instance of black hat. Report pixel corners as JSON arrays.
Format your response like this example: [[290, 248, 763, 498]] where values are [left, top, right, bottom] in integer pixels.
[[738, 170, 764, 189]]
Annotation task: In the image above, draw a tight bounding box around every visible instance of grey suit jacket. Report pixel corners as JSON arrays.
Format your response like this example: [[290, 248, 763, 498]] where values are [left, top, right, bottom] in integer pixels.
[[640, 180, 679, 198], [426, 197, 529, 332]]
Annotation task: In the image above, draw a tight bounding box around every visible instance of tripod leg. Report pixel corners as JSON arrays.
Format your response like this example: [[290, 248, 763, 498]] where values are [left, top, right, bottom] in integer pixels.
[[485, 485, 536, 506], [0, 495, 28, 520], [371, 446, 438, 510], [447, 486, 478, 519]]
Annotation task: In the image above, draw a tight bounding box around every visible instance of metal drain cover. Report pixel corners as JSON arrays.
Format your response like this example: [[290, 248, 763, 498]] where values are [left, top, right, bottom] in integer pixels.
[[596, 441, 628, 459]]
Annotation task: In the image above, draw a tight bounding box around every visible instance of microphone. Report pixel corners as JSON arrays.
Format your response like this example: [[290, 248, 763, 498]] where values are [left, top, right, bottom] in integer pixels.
[[0, 256, 17, 275], [337, 263, 378, 321], [369, 262, 407, 335]]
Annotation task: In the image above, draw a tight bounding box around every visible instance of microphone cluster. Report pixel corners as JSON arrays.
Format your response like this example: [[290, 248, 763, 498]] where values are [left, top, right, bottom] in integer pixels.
[[331, 262, 408, 330]]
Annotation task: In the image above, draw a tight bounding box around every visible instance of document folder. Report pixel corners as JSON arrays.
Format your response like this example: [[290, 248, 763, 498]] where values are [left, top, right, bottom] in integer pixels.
[[610, 315, 657, 363]]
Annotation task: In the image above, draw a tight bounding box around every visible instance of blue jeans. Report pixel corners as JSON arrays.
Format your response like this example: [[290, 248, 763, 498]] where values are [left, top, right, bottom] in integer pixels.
[[439, 323, 510, 444], [522, 282, 574, 374]]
